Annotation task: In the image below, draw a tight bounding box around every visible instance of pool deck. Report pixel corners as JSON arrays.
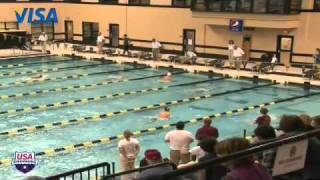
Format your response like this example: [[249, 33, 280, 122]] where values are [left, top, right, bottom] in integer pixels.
[[33, 44, 320, 86], [0, 49, 45, 60]]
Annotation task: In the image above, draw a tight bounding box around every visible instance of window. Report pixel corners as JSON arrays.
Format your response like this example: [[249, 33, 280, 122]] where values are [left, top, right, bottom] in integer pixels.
[[237, 0, 252, 12], [192, 0, 206, 11], [207, 0, 221, 12], [99, 0, 118, 4], [31, 22, 54, 40], [268, 0, 285, 14], [315, 0, 320, 10], [82, 22, 99, 44], [221, 0, 237, 12], [191, 0, 300, 14], [253, 0, 267, 13], [289, 0, 301, 13], [128, 0, 150, 5], [172, 0, 191, 7]]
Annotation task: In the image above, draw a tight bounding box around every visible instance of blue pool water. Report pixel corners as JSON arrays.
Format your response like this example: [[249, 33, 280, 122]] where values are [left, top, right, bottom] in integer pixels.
[[0, 56, 319, 179]]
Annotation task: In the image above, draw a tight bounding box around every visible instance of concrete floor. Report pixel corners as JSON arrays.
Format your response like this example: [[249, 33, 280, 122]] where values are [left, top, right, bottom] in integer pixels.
[[28, 43, 320, 86]]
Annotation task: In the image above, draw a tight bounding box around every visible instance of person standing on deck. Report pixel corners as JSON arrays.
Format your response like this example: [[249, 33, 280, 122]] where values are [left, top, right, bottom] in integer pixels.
[[38, 32, 48, 54]]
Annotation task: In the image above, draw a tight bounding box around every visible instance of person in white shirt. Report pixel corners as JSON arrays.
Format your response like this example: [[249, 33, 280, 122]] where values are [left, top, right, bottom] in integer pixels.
[[97, 32, 105, 54], [228, 40, 235, 67], [271, 54, 278, 71], [151, 38, 162, 60], [118, 130, 140, 173], [165, 121, 194, 165], [233, 45, 245, 70], [185, 50, 197, 64], [38, 32, 48, 54]]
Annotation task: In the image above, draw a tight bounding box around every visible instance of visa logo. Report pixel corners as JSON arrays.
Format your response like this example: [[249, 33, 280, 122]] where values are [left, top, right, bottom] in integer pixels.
[[15, 8, 58, 24]]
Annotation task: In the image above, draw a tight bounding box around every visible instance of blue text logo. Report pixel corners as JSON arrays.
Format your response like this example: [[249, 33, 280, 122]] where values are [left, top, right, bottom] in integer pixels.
[[15, 8, 58, 24]]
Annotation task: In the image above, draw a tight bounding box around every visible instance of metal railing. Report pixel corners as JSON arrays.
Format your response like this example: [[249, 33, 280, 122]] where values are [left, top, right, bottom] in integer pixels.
[[103, 161, 172, 180], [46, 162, 112, 180], [97, 129, 320, 180]]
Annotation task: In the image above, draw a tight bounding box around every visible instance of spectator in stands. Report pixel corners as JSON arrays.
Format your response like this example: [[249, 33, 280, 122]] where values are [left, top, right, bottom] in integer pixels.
[[299, 114, 314, 131], [311, 115, 320, 129], [228, 40, 235, 68], [118, 130, 140, 173], [38, 32, 48, 54], [151, 38, 161, 61], [279, 115, 305, 136], [196, 118, 219, 141], [140, 149, 159, 168], [197, 138, 228, 180], [189, 142, 206, 162], [253, 126, 277, 173], [123, 34, 130, 56], [159, 107, 170, 120], [165, 121, 193, 165], [96, 32, 105, 54], [216, 138, 272, 180], [255, 107, 271, 128], [188, 118, 219, 162], [278, 115, 320, 180], [233, 45, 245, 71], [137, 149, 176, 180]]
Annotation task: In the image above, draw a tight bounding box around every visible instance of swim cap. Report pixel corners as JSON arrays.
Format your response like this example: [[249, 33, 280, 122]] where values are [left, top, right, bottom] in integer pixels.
[[145, 149, 162, 161], [167, 72, 172, 76]]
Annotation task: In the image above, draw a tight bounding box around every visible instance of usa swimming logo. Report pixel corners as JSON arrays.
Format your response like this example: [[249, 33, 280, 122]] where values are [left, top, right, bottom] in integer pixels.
[[13, 152, 37, 174]]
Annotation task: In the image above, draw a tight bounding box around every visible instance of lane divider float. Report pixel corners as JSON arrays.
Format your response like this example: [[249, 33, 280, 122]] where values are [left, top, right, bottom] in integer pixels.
[[1, 91, 318, 166], [0, 58, 74, 70], [0, 62, 113, 79], [0, 71, 186, 101], [0, 66, 149, 89], [0, 82, 276, 136]]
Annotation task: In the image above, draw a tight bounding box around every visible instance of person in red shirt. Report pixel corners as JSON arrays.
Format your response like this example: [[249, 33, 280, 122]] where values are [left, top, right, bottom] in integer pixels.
[[195, 118, 219, 141], [255, 107, 271, 127]]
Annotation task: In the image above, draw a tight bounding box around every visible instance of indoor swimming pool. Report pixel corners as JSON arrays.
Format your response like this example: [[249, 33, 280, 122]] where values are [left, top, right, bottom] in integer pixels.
[[0, 56, 319, 179]]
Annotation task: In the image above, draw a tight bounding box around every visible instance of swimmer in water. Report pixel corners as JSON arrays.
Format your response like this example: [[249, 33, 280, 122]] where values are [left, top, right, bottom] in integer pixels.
[[161, 72, 172, 83], [26, 74, 47, 83], [159, 107, 170, 120]]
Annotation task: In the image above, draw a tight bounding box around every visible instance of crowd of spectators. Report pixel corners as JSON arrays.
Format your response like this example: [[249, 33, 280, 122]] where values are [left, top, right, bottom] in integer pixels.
[[24, 109, 320, 180], [115, 107, 320, 180]]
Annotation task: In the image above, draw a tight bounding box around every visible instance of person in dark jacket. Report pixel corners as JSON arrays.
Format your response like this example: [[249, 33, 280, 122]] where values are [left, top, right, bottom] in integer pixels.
[[196, 118, 219, 141], [137, 149, 177, 180], [123, 34, 130, 56], [198, 138, 227, 180]]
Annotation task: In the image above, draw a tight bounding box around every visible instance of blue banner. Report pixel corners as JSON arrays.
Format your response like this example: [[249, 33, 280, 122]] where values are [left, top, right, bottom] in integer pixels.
[[229, 19, 244, 32]]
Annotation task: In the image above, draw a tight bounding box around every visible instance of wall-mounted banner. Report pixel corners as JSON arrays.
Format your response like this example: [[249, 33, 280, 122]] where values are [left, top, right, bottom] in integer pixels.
[[15, 8, 58, 24], [229, 19, 244, 32], [272, 139, 308, 176]]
